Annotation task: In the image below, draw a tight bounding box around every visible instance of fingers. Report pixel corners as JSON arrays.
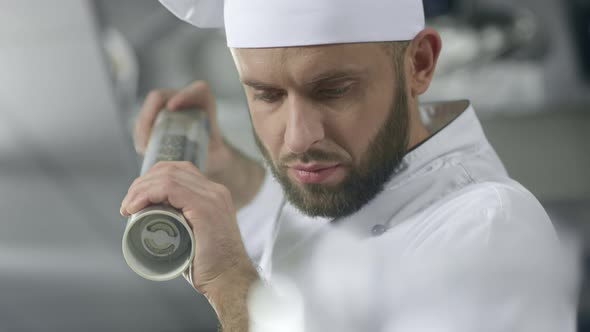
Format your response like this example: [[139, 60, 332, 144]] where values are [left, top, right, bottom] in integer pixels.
[[167, 81, 223, 145], [134, 89, 177, 154], [167, 81, 214, 111], [134, 81, 224, 156], [122, 181, 193, 216], [120, 162, 230, 216], [121, 162, 196, 215]]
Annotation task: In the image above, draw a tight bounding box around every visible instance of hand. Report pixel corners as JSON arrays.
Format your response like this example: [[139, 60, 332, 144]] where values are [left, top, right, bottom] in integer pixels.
[[120, 161, 257, 297], [134, 81, 265, 209], [134, 81, 232, 179]]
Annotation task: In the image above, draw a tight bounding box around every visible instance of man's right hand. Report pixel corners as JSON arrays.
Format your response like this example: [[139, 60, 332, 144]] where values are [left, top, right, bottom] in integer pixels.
[[134, 81, 228, 176], [134, 80, 265, 209]]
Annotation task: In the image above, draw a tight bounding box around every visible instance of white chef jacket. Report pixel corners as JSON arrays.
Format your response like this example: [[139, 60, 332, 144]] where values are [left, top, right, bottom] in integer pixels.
[[236, 100, 578, 332]]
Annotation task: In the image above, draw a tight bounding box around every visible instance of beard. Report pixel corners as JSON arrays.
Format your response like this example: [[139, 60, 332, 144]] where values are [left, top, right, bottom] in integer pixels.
[[253, 79, 410, 219]]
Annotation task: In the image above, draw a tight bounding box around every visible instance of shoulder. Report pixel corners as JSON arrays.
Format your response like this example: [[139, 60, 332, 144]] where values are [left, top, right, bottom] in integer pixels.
[[397, 180, 557, 251], [377, 182, 576, 332], [440, 180, 553, 228]]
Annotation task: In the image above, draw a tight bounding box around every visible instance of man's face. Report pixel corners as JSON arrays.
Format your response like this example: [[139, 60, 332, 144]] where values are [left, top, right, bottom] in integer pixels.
[[232, 43, 409, 218]]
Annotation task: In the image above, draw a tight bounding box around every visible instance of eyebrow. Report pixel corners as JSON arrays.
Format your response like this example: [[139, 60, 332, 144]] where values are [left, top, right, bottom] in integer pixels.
[[241, 68, 367, 90], [305, 68, 367, 86], [242, 80, 280, 90]]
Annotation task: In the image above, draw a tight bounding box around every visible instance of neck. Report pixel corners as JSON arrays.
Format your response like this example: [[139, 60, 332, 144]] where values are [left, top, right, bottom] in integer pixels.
[[407, 106, 430, 151]]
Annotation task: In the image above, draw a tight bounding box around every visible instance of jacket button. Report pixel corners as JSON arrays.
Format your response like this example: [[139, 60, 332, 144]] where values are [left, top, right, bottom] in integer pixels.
[[371, 224, 387, 236]]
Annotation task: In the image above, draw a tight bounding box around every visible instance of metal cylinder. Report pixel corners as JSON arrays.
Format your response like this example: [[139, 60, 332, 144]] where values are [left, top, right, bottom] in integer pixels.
[[122, 109, 209, 281]]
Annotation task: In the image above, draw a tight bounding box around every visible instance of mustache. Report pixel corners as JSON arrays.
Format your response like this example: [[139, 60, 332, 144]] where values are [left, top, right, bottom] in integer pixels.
[[279, 149, 347, 166]]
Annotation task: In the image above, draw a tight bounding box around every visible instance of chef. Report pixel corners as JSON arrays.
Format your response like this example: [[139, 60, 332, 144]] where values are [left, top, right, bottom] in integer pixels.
[[120, 0, 578, 331]]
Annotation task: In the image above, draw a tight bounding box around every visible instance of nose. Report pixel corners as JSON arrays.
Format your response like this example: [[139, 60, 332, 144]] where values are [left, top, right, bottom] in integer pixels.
[[284, 97, 325, 154]]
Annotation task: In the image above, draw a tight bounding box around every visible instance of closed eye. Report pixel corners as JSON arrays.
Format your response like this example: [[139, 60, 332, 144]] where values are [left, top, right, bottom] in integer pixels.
[[317, 84, 353, 98], [252, 89, 286, 103]]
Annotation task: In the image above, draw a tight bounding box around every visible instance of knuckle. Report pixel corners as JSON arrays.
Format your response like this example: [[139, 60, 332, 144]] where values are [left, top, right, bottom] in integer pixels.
[[214, 183, 231, 200], [179, 160, 195, 169], [147, 90, 166, 104], [191, 81, 213, 99], [133, 192, 146, 202], [220, 185, 231, 199], [163, 164, 179, 177], [125, 187, 136, 199], [147, 89, 167, 104], [154, 161, 175, 172], [192, 80, 209, 91], [130, 176, 141, 187], [128, 178, 141, 191], [150, 161, 165, 172], [161, 176, 177, 192]]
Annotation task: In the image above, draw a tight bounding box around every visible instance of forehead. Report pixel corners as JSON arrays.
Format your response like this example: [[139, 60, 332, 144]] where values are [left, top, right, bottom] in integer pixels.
[[231, 43, 388, 82]]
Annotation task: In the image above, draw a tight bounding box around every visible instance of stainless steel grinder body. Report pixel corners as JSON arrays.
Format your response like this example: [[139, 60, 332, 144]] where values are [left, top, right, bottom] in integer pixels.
[[122, 110, 209, 281]]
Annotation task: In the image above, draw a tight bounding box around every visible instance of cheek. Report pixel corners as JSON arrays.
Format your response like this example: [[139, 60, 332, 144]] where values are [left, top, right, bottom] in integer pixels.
[[328, 101, 390, 166], [328, 119, 368, 166], [250, 109, 284, 161], [329, 107, 383, 165]]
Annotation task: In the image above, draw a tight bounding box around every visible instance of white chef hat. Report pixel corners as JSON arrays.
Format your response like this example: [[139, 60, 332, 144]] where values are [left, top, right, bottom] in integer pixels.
[[159, 0, 425, 48]]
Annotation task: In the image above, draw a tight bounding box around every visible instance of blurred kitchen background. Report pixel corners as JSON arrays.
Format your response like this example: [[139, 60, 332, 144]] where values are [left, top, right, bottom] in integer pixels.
[[0, 0, 588, 331]]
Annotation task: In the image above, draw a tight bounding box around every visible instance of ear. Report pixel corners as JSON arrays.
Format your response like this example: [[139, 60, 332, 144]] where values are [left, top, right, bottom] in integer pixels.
[[406, 27, 442, 97]]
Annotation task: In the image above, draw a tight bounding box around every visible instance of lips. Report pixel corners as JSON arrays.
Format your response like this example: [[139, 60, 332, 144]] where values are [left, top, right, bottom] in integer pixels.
[[291, 163, 339, 172], [288, 163, 343, 184]]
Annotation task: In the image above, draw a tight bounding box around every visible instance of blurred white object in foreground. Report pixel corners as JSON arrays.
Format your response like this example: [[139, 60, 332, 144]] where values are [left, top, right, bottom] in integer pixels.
[[248, 276, 305, 332], [248, 226, 580, 332]]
